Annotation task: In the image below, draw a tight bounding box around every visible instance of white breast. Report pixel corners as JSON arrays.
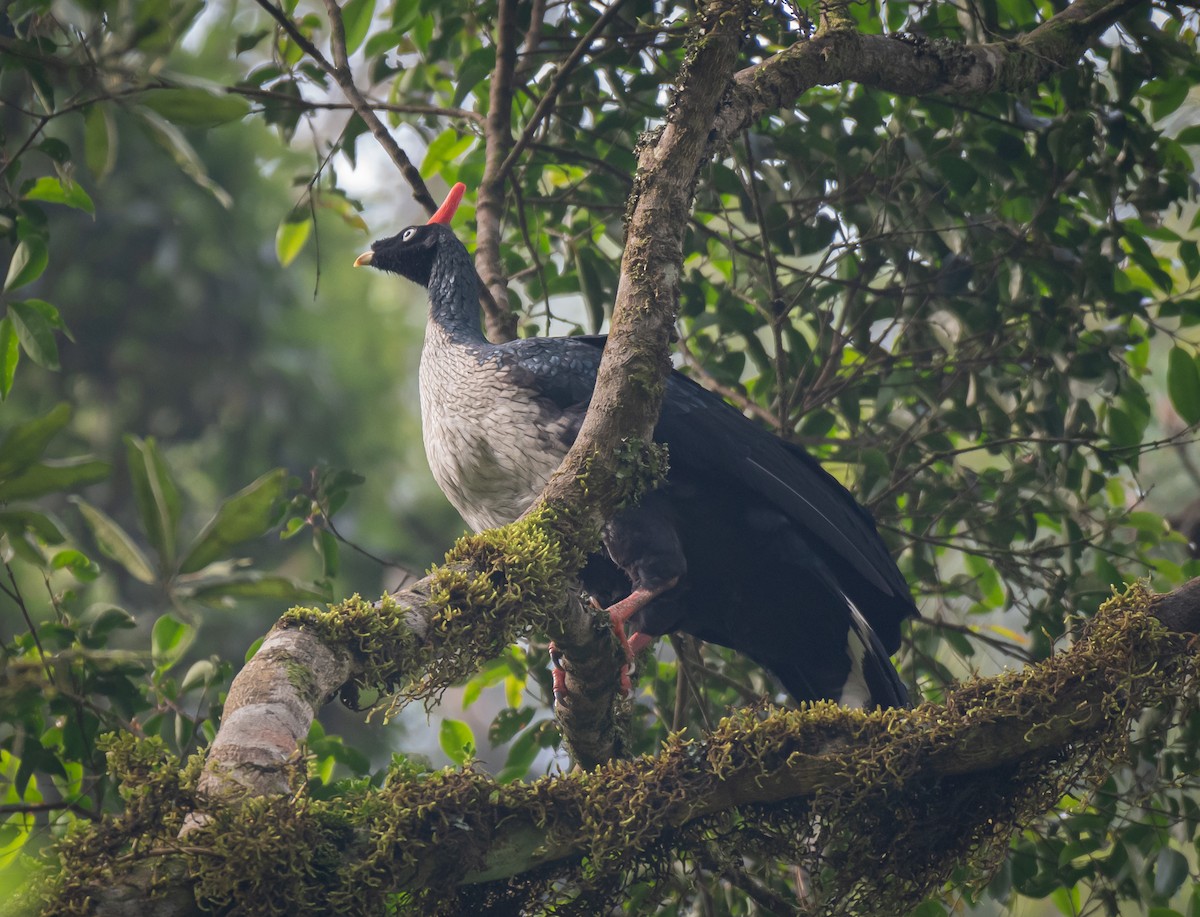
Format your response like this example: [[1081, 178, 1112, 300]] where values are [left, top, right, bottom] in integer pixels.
[[419, 323, 570, 532]]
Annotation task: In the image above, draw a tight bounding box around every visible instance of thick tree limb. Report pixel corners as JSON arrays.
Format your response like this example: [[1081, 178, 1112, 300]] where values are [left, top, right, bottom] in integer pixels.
[[190, 520, 622, 808], [531, 0, 754, 526], [529, 0, 1151, 774], [524, 0, 757, 764], [712, 0, 1146, 143], [62, 581, 1200, 916]]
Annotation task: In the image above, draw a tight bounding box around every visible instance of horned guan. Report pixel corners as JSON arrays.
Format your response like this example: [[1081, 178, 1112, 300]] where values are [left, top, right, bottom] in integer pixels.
[[355, 183, 916, 708]]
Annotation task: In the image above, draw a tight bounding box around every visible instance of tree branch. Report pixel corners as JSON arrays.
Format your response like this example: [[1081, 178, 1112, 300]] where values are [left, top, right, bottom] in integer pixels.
[[496, 0, 634, 184], [253, 0, 437, 214], [521, 0, 756, 764], [474, 0, 521, 343], [712, 0, 1146, 144], [189, 515, 616, 807], [255, 0, 510, 338], [62, 581, 1200, 916]]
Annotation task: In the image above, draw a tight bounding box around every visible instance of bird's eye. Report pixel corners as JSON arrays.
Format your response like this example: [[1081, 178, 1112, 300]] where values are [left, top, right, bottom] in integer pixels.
[[401, 228, 417, 242]]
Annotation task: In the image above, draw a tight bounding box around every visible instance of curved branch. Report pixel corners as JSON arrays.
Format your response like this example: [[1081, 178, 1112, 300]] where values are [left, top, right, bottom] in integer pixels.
[[712, 0, 1146, 144], [253, 0, 438, 213]]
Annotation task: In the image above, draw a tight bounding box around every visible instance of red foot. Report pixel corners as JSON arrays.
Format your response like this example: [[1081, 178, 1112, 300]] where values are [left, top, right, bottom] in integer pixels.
[[603, 583, 676, 695]]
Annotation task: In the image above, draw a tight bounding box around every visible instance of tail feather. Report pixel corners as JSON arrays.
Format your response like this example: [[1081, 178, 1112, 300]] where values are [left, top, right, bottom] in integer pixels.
[[843, 596, 909, 709]]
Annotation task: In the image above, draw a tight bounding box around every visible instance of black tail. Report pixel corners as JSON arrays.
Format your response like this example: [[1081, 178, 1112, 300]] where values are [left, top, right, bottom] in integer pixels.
[[759, 595, 909, 709]]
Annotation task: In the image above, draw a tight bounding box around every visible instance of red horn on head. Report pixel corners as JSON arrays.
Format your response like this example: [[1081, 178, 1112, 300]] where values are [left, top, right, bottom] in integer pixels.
[[427, 183, 466, 225]]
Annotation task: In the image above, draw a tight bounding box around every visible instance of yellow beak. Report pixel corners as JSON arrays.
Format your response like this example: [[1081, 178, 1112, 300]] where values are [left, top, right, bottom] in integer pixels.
[[353, 251, 374, 267]]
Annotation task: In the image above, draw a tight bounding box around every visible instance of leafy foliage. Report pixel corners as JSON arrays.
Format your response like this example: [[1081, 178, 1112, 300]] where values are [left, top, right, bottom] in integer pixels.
[[2, 0, 1200, 914]]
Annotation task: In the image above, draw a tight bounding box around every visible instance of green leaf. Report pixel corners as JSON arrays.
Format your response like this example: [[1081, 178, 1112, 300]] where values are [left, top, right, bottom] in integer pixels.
[[140, 88, 251, 127], [1153, 847, 1189, 899], [275, 215, 311, 267], [236, 29, 271, 53], [496, 727, 540, 784], [71, 497, 157, 584], [135, 108, 233, 209], [22, 176, 95, 216], [488, 706, 535, 746], [1182, 240, 1200, 281], [1049, 884, 1080, 915], [50, 549, 101, 582], [4, 237, 48, 292], [0, 509, 65, 544], [178, 469, 288, 574], [8, 300, 62, 370], [181, 660, 216, 692], [1167, 346, 1200, 425], [125, 436, 181, 569], [83, 105, 118, 180], [438, 719, 475, 766], [421, 129, 473, 179], [151, 614, 194, 671], [0, 402, 71, 479], [340, 0, 375, 55], [363, 26, 404, 58], [0, 316, 18, 399], [180, 572, 330, 606], [1106, 407, 1141, 449], [0, 458, 110, 501], [1141, 77, 1190, 121], [79, 603, 136, 640], [452, 46, 496, 108]]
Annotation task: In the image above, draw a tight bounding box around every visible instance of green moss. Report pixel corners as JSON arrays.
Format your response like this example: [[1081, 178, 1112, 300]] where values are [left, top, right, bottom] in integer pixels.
[[35, 584, 1197, 916], [278, 505, 592, 704]]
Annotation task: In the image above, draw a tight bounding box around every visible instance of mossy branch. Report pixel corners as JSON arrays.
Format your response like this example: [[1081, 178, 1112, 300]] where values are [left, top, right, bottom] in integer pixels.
[[40, 581, 1200, 916], [191, 506, 609, 806], [713, 0, 1145, 144]]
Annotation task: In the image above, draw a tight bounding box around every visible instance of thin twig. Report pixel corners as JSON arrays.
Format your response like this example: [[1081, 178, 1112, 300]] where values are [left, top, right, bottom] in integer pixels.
[[258, 0, 436, 213], [6, 562, 54, 685], [258, 0, 509, 329], [496, 0, 633, 184], [229, 84, 483, 124], [0, 800, 101, 821]]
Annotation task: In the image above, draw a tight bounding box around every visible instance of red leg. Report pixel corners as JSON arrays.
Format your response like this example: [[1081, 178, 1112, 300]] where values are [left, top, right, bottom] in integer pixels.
[[603, 579, 677, 695], [548, 642, 567, 707]]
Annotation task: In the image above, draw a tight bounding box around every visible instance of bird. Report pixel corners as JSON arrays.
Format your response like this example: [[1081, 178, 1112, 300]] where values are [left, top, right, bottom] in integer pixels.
[[354, 182, 917, 709]]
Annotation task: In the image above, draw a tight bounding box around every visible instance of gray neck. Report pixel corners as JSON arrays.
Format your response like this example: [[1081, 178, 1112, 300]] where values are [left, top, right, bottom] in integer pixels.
[[428, 235, 486, 346]]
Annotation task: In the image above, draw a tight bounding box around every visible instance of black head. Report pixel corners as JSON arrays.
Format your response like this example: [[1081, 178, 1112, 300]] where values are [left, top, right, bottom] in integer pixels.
[[354, 223, 446, 287], [354, 183, 467, 290]]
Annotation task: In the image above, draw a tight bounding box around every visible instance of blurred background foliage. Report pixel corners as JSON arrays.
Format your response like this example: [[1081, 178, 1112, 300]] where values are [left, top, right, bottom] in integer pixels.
[[2, 0, 1200, 913]]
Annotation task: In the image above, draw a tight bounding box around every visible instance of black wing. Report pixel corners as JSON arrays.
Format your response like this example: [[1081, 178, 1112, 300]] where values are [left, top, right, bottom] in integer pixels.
[[503, 333, 916, 651], [565, 336, 915, 648], [655, 369, 916, 650]]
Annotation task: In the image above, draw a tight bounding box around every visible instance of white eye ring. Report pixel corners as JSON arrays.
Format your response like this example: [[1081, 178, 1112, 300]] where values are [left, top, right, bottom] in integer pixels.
[[401, 228, 417, 241]]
